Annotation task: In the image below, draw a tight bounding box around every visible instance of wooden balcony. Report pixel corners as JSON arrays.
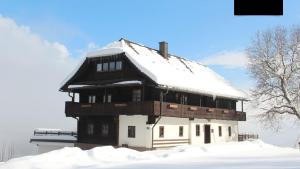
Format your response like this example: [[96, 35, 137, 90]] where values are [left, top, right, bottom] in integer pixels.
[[65, 101, 246, 121]]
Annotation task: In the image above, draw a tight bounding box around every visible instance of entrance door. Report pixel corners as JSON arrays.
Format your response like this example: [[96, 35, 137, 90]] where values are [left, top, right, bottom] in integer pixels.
[[204, 125, 211, 144]]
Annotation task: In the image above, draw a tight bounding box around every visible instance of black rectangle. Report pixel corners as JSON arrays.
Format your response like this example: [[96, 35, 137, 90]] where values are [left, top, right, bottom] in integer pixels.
[[234, 0, 283, 15]]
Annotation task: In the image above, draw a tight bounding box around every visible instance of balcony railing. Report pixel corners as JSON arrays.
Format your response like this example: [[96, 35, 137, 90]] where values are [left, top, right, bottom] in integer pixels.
[[65, 101, 246, 121]]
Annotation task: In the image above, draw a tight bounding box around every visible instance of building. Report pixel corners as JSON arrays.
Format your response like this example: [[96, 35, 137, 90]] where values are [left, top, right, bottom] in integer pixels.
[[60, 39, 247, 150], [30, 129, 77, 154]]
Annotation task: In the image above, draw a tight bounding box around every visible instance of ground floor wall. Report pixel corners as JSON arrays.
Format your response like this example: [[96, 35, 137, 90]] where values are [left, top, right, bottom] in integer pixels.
[[32, 142, 75, 154], [118, 115, 238, 149]]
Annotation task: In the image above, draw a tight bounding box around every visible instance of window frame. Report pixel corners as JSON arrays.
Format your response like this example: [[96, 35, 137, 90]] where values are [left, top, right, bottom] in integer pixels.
[[132, 89, 142, 102], [218, 126, 222, 137], [179, 126, 184, 137], [116, 61, 122, 70], [107, 94, 112, 103], [102, 62, 109, 71], [101, 123, 109, 137], [228, 126, 232, 137], [96, 63, 103, 72], [109, 61, 116, 71], [195, 124, 200, 136], [88, 95, 96, 104], [87, 122, 94, 136], [128, 126, 136, 138], [159, 126, 164, 138]]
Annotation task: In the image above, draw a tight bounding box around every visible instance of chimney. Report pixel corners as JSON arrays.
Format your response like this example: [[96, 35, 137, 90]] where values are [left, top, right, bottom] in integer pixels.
[[159, 41, 168, 59]]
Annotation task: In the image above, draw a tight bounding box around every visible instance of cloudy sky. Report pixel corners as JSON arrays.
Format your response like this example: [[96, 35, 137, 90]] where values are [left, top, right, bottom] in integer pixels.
[[0, 0, 300, 156]]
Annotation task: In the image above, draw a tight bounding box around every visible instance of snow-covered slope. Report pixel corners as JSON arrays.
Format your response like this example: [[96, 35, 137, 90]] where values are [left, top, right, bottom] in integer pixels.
[[61, 39, 247, 100], [1, 140, 299, 169]]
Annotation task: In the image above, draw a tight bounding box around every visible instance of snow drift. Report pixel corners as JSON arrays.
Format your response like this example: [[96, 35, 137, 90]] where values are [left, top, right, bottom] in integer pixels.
[[1, 140, 299, 169]]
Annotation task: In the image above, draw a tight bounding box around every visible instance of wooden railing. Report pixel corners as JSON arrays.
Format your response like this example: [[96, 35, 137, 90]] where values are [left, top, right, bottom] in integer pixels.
[[153, 101, 246, 121], [65, 101, 154, 117], [238, 134, 259, 141], [65, 101, 246, 121]]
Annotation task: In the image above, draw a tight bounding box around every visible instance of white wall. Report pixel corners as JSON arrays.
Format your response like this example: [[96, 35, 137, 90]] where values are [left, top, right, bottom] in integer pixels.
[[32, 142, 74, 154], [118, 115, 239, 149], [118, 115, 152, 148], [190, 119, 238, 145]]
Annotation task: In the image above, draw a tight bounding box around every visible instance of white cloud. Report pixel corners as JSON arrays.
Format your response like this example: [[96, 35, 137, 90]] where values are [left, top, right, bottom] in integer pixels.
[[0, 16, 79, 156], [200, 51, 249, 68]]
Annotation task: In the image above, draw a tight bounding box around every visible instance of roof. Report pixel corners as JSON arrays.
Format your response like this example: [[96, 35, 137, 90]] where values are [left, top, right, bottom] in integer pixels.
[[61, 39, 248, 100]]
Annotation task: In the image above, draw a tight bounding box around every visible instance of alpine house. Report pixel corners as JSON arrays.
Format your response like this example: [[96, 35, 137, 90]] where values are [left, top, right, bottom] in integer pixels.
[[60, 39, 247, 150]]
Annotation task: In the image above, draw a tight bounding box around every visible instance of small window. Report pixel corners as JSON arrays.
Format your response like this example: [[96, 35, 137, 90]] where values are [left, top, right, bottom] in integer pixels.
[[107, 94, 112, 103], [228, 126, 232, 137], [218, 126, 222, 137], [180, 95, 188, 104], [101, 123, 109, 137], [97, 63, 102, 72], [159, 126, 164, 138], [196, 125, 200, 136], [103, 95, 106, 103], [128, 126, 135, 138], [132, 89, 141, 102], [116, 61, 122, 70], [88, 95, 96, 103], [103, 62, 109, 71], [109, 61, 115, 71], [87, 123, 94, 136], [179, 126, 184, 137]]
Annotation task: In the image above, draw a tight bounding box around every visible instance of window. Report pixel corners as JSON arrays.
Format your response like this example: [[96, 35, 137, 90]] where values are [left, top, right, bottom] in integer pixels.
[[180, 95, 188, 104], [116, 61, 122, 70], [159, 126, 164, 138], [196, 125, 200, 136], [109, 61, 115, 71], [228, 126, 232, 137], [218, 126, 222, 137], [103, 62, 109, 71], [132, 89, 141, 102], [88, 95, 96, 103], [87, 123, 94, 136], [97, 63, 102, 72], [128, 126, 135, 138], [107, 94, 112, 103], [216, 99, 233, 109], [179, 126, 184, 137], [101, 123, 109, 137], [199, 97, 202, 107], [103, 95, 106, 103]]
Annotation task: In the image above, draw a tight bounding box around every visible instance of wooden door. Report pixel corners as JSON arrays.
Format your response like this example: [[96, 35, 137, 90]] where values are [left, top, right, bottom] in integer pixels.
[[204, 125, 211, 144]]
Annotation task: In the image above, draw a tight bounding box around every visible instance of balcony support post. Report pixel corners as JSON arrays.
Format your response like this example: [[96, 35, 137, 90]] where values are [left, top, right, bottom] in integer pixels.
[[151, 88, 169, 149], [241, 100, 244, 112]]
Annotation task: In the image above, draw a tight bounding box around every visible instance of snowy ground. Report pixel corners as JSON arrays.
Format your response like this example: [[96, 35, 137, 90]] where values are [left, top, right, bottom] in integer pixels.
[[1, 140, 299, 169]]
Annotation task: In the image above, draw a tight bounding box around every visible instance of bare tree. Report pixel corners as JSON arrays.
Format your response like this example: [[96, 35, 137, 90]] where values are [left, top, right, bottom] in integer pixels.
[[247, 26, 300, 125]]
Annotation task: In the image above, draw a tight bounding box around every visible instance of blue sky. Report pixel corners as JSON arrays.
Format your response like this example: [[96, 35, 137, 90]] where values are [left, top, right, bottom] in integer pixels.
[[0, 0, 299, 90]]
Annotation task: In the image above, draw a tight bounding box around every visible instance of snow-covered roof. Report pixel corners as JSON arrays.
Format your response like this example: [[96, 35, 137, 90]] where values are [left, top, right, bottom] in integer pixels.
[[61, 39, 248, 100], [30, 129, 77, 143], [67, 80, 142, 90]]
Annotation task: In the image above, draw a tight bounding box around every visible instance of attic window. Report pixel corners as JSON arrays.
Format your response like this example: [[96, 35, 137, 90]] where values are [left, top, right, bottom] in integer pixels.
[[103, 62, 109, 71], [116, 61, 122, 70], [109, 62, 115, 71], [97, 61, 122, 72], [97, 63, 102, 72]]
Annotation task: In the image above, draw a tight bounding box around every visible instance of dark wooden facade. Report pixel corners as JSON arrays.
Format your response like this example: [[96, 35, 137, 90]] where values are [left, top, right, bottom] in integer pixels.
[[66, 101, 246, 121], [61, 52, 246, 145]]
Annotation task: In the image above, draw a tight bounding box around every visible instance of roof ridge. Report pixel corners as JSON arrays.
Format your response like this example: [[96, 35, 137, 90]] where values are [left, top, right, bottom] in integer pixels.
[[119, 38, 201, 63]]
